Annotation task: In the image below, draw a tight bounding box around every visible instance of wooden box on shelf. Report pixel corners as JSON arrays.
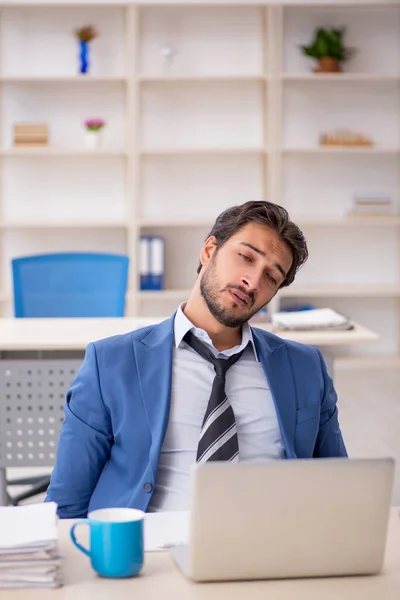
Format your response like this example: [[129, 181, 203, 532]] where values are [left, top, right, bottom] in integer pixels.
[[13, 123, 49, 147]]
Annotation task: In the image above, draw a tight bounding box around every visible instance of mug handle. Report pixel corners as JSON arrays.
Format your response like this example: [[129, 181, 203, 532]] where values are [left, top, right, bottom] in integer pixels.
[[70, 519, 91, 557]]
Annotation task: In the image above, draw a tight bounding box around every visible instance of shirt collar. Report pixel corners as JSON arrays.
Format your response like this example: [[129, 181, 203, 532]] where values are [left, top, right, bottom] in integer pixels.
[[174, 303, 259, 361]]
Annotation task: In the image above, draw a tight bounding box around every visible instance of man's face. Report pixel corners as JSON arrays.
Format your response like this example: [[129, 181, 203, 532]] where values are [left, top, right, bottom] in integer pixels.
[[199, 223, 293, 328]]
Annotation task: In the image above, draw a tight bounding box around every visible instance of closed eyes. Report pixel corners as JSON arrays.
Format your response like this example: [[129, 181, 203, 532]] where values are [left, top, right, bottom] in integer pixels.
[[238, 253, 277, 286]]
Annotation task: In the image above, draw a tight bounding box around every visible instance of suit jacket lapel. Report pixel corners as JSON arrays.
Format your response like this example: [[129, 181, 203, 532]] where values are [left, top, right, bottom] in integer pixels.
[[252, 328, 297, 458], [133, 315, 175, 470]]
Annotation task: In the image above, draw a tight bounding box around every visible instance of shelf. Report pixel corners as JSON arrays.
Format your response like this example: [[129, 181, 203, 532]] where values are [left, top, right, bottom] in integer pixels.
[[282, 74, 400, 83], [139, 216, 400, 229], [283, 147, 400, 155], [280, 284, 400, 298], [137, 290, 191, 301], [0, 76, 127, 84], [294, 216, 400, 228], [139, 75, 267, 84], [139, 218, 212, 228], [0, 2, 129, 6], [0, 148, 127, 157], [141, 147, 266, 157], [1, 222, 127, 230]]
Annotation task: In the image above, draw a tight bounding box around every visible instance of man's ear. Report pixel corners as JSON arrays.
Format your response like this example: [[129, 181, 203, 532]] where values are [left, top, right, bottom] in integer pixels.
[[199, 236, 217, 270]]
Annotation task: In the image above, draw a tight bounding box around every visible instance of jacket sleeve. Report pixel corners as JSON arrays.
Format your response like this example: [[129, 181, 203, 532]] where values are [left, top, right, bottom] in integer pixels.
[[45, 342, 113, 518], [313, 348, 348, 458]]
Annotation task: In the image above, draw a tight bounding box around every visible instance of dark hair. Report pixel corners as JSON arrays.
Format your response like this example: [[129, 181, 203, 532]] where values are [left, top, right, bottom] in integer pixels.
[[197, 201, 308, 288]]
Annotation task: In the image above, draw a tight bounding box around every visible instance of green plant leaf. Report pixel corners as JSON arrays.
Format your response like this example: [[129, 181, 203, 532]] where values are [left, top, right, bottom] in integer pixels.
[[300, 26, 354, 62]]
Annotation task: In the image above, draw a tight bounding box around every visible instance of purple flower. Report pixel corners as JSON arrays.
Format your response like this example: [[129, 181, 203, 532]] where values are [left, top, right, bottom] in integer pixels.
[[84, 118, 105, 131]]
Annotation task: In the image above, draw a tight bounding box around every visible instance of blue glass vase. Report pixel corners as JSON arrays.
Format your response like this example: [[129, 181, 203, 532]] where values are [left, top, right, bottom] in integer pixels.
[[79, 40, 89, 74]]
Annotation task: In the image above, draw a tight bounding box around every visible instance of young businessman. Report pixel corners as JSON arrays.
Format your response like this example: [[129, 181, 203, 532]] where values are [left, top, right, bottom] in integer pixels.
[[46, 201, 347, 518]]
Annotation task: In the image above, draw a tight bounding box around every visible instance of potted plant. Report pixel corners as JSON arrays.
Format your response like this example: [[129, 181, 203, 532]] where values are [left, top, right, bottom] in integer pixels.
[[83, 118, 105, 149], [75, 25, 98, 75], [301, 27, 355, 73]]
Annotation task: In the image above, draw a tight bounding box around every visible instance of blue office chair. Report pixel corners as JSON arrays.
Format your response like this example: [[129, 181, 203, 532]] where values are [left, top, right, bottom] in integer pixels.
[[12, 252, 129, 318], [7, 252, 129, 505]]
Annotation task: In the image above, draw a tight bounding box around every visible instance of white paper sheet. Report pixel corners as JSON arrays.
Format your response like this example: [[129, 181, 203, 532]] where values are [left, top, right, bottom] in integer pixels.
[[144, 511, 190, 552]]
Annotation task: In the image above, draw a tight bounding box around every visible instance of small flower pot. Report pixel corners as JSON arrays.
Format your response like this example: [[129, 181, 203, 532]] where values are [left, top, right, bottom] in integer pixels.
[[84, 130, 102, 149], [314, 57, 341, 73]]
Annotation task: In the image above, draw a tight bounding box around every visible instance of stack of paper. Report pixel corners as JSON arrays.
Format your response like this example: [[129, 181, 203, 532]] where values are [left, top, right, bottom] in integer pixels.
[[0, 502, 61, 589], [272, 308, 352, 331]]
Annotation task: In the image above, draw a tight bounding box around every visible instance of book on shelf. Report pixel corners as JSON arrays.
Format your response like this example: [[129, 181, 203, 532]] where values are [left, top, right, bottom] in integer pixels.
[[139, 235, 165, 291], [348, 193, 396, 217], [13, 123, 48, 147], [348, 212, 395, 218], [319, 130, 373, 147]]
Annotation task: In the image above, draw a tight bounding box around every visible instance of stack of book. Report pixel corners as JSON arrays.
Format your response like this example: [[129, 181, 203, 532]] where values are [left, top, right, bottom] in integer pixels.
[[319, 129, 373, 147], [348, 193, 395, 218], [13, 123, 48, 147]]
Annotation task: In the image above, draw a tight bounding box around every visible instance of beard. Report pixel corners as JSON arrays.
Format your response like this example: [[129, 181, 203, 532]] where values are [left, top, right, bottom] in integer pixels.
[[199, 256, 260, 328]]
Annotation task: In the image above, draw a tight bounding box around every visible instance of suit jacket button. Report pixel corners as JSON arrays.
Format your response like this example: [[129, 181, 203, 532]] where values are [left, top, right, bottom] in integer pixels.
[[144, 482, 153, 493]]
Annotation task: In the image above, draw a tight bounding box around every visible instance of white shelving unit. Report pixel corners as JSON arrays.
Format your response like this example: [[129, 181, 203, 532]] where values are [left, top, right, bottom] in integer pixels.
[[0, 1, 398, 359], [0, 76, 127, 82]]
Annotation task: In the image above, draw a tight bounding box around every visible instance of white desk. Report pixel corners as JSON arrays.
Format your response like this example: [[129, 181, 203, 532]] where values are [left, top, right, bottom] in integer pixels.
[[3, 509, 400, 599], [0, 317, 379, 351]]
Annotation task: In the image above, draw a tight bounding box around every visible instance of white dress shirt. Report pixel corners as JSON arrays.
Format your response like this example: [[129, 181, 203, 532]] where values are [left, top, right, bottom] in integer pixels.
[[147, 305, 285, 512]]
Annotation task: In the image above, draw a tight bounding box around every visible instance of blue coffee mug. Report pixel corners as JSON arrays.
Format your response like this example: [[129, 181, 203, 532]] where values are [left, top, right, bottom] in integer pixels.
[[70, 507, 144, 578]]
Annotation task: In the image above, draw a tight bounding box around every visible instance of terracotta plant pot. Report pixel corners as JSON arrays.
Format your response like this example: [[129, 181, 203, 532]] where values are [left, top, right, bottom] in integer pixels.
[[314, 57, 341, 73]]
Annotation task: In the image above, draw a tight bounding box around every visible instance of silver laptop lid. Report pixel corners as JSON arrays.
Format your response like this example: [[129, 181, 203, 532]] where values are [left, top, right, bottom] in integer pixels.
[[186, 458, 394, 582]]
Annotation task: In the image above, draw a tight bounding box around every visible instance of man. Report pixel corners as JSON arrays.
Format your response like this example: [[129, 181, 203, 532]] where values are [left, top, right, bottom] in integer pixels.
[[46, 201, 347, 518]]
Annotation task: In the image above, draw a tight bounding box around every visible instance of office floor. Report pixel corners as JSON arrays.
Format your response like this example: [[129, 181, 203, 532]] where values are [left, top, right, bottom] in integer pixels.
[[8, 363, 400, 506]]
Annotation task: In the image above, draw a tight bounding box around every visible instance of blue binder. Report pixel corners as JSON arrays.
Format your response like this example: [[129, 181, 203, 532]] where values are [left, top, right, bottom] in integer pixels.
[[140, 236, 151, 290], [140, 235, 165, 291], [149, 236, 165, 290]]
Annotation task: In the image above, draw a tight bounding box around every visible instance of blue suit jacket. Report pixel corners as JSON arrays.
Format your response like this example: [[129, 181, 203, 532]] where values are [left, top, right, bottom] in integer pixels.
[[45, 315, 347, 518]]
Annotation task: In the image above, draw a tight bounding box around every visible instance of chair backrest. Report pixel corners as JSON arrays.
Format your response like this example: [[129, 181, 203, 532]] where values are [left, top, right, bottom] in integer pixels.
[[12, 252, 129, 318], [0, 358, 83, 469]]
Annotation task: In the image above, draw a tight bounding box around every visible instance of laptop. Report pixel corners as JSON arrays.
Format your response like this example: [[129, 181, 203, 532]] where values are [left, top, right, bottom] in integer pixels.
[[170, 457, 394, 582]]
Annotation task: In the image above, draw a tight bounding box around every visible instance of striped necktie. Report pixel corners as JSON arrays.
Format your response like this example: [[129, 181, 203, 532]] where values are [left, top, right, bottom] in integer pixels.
[[184, 330, 247, 463]]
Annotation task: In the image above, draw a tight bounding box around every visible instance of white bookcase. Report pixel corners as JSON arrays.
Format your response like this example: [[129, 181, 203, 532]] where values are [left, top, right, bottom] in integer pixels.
[[0, 1, 398, 359]]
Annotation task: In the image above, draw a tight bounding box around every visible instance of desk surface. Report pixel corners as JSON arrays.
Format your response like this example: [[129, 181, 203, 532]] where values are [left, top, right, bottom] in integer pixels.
[[0, 317, 379, 351], [3, 509, 400, 599]]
